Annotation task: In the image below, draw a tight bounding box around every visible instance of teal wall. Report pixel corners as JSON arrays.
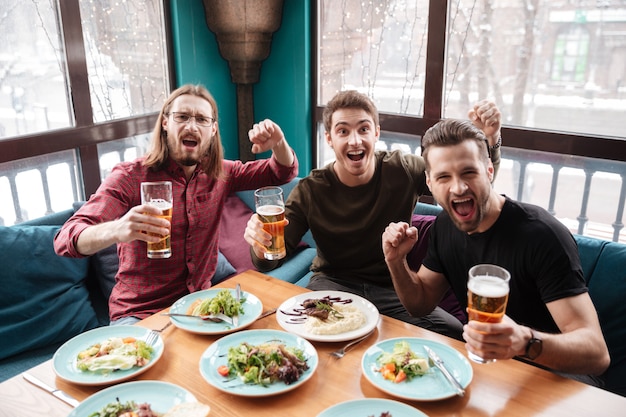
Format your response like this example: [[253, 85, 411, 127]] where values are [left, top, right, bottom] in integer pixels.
[[169, 0, 311, 176]]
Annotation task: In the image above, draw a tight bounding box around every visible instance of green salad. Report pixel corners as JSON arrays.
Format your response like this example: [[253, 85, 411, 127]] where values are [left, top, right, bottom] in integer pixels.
[[220, 341, 309, 386], [76, 337, 153, 373], [88, 399, 140, 417], [189, 289, 245, 317], [376, 341, 429, 383]]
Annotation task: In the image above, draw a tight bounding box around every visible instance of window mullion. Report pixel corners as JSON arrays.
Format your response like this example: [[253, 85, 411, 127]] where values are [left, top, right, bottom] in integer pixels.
[[57, 0, 93, 127], [423, 0, 447, 121]]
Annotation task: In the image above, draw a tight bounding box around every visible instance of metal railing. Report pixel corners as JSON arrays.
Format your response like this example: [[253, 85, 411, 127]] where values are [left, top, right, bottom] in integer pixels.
[[0, 138, 147, 226], [503, 147, 625, 243], [318, 125, 626, 243], [0, 151, 81, 224], [2, 133, 625, 243], [372, 132, 626, 243]]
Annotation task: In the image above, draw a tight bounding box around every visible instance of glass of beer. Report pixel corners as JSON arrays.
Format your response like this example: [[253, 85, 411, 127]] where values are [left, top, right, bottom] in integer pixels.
[[467, 263, 511, 364], [254, 186, 286, 260], [140, 181, 173, 259]]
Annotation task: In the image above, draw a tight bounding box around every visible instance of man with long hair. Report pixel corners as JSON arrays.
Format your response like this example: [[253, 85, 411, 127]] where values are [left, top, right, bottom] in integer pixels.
[[55, 84, 297, 324]]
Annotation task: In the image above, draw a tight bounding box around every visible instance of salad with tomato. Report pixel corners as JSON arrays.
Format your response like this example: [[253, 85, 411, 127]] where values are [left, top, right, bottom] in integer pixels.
[[217, 341, 309, 386], [88, 398, 157, 417], [376, 341, 429, 383], [88, 398, 210, 417], [76, 336, 153, 373]]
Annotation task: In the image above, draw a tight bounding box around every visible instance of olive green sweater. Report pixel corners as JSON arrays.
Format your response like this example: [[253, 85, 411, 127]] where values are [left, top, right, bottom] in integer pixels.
[[254, 150, 426, 286], [252, 147, 500, 286]]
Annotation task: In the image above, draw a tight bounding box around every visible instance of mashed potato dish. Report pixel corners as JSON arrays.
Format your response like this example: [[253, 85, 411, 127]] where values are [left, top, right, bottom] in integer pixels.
[[304, 303, 366, 335]]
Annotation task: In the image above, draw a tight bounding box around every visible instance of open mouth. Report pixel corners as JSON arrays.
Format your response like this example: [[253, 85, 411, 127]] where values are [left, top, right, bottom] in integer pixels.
[[451, 197, 475, 219], [182, 137, 198, 149], [347, 150, 365, 161]]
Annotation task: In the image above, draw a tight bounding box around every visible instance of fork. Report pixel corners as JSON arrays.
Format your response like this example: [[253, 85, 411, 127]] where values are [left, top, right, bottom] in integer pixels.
[[145, 321, 172, 346], [328, 330, 375, 358], [161, 312, 234, 325]]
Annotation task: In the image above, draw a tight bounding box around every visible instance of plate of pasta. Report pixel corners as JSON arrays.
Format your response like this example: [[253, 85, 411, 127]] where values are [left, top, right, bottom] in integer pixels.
[[276, 290, 379, 342]]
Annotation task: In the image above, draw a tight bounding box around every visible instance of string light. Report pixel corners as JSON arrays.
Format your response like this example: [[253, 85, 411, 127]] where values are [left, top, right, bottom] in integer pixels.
[[79, 0, 168, 121], [320, 0, 429, 111]]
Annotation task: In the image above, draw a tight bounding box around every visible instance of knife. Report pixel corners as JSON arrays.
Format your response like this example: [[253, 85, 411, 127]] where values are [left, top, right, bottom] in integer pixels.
[[423, 346, 465, 397], [22, 372, 80, 408], [233, 283, 241, 326], [161, 312, 234, 324]]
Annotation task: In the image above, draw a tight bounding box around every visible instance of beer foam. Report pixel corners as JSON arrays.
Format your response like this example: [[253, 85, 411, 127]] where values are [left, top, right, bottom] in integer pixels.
[[468, 275, 509, 298], [257, 204, 284, 216], [148, 199, 172, 210]]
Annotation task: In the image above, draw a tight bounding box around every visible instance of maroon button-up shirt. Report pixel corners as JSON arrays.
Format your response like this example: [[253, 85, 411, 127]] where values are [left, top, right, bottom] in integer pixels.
[[54, 155, 297, 320]]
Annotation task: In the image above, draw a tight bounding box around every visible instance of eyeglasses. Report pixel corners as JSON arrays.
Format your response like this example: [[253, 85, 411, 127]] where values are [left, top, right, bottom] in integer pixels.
[[169, 112, 215, 127]]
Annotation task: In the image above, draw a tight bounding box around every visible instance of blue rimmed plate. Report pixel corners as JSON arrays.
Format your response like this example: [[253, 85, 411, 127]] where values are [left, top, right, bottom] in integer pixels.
[[53, 325, 164, 386], [276, 290, 380, 342], [362, 338, 473, 401], [317, 398, 428, 417], [199, 329, 318, 397], [168, 288, 262, 335], [68, 380, 197, 416]]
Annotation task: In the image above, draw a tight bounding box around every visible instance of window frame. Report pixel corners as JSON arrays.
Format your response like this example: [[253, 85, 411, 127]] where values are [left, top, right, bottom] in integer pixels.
[[0, 0, 176, 197], [311, 0, 626, 166]]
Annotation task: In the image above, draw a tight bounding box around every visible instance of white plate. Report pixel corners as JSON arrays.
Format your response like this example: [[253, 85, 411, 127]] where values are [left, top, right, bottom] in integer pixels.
[[52, 325, 164, 386], [276, 290, 379, 342], [168, 288, 262, 334], [199, 329, 318, 397], [68, 380, 197, 416], [362, 337, 473, 401], [317, 398, 428, 417]]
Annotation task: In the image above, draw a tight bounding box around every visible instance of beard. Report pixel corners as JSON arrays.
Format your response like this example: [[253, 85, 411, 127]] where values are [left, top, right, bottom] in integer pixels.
[[450, 208, 483, 234], [179, 156, 199, 166], [165, 130, 208, 167], [446, 192, 489, 234]]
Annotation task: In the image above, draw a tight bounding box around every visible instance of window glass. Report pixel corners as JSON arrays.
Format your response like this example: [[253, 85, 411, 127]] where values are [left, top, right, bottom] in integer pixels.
[[0, 176, 14, 226], [0, 150, 80, 225], [444, 1, 626, 138], [0, 133, 151, 226], [79, 0, 169, 122], [0, 1, 72, 138], [97, 133, 151, 179], [318, 0, 430, 114]]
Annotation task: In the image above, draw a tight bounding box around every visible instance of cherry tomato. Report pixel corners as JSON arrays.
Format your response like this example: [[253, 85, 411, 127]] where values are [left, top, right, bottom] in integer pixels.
[[394, 369, 407, 383], [217, 365, 230, 376]]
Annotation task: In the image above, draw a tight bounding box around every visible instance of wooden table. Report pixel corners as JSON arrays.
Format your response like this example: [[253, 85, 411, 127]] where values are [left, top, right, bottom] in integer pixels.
[[1, 270, 625, 416]]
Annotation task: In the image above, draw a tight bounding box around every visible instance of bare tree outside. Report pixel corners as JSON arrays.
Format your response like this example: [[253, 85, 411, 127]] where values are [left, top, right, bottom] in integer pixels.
[[320, 0, 626, 137]]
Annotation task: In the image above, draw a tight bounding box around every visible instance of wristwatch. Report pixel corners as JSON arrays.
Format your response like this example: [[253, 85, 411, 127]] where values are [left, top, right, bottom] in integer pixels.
[[521, 328, 543, 360]]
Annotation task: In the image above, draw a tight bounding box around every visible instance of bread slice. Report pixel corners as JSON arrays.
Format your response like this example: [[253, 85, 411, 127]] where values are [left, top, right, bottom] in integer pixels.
[[163, 402, 210, 417]]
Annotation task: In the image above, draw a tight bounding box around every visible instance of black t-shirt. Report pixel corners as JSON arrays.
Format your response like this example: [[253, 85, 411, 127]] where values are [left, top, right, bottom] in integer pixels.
[[423, 197, 588, 333]]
